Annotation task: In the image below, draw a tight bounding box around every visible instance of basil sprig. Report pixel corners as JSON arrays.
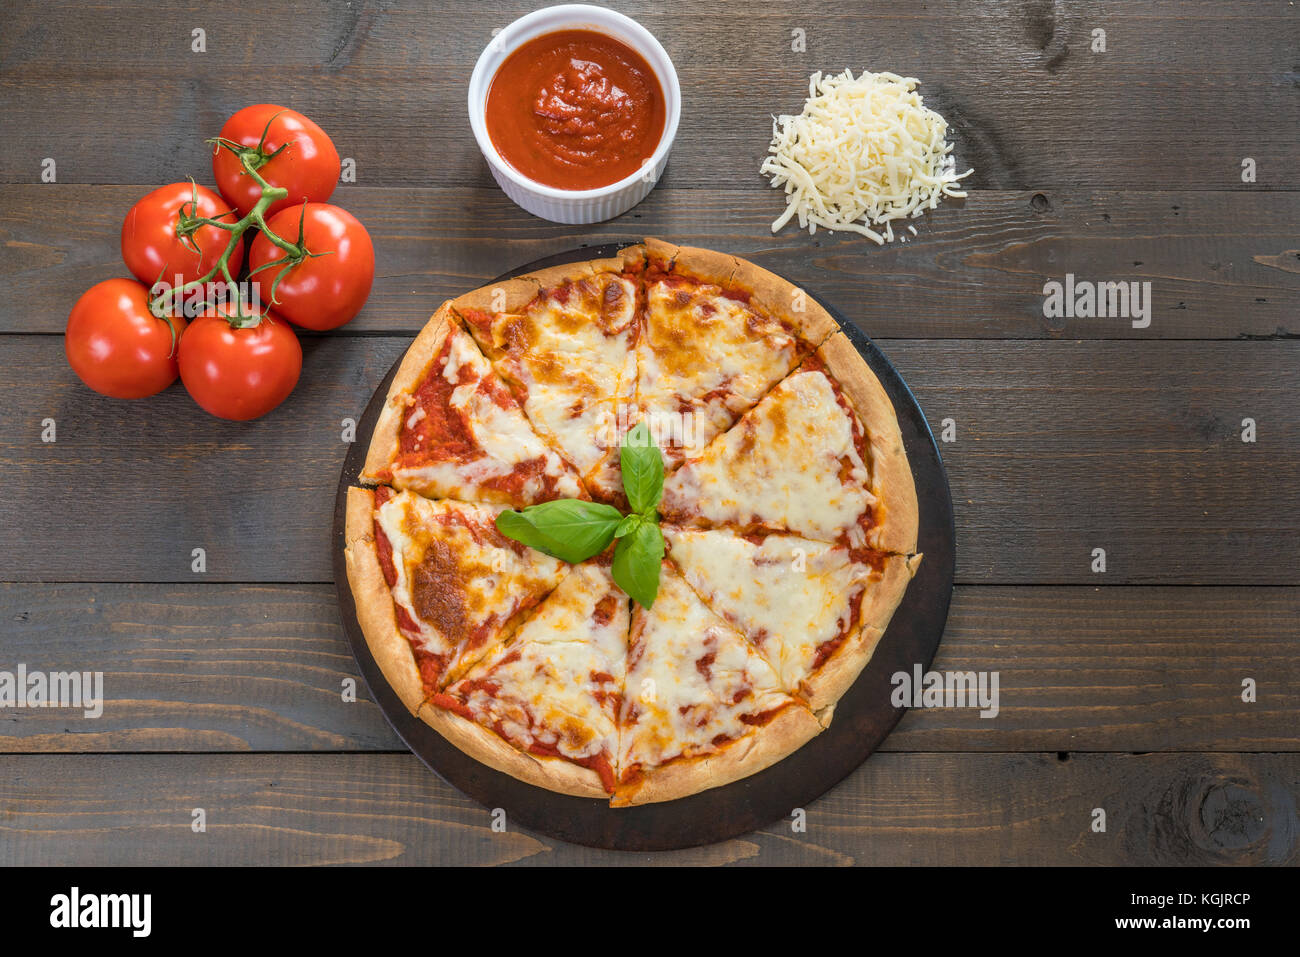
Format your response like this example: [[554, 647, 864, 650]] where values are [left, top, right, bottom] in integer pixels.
[[495, 422, 665, 607], [610, 517, 664, 609], [495, 500, 623, 564], [620, 420, 664, 515]]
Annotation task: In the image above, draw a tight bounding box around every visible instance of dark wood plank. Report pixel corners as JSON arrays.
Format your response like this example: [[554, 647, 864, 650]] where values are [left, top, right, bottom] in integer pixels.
[[0, 1, 1294, 190], [0, 751, 1293, 864], [0, 334, 407, 583], [4, 186, 1297, 338], [885, 338, 1300, 585], [1, 583, 1295, 754], [888, 586, 1300, 752], [0, 583, 398, 752], [0, 337, 1294, 584]]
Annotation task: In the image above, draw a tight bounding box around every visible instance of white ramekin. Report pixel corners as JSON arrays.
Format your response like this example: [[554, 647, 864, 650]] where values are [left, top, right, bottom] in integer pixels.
[[467, 4, 681, 224]]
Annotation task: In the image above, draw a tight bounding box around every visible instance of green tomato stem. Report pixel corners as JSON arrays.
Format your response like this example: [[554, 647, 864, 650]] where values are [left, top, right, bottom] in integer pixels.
[[149, 149, 306, 327]]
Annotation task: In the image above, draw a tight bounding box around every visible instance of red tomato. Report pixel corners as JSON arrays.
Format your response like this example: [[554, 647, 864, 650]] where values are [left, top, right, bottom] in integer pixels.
[[120, 182, 243, 289], [178, 308, 302, 421], [248, 203, 374, 330], [212, 105, 341, 217], [65, 279, 186, 399]]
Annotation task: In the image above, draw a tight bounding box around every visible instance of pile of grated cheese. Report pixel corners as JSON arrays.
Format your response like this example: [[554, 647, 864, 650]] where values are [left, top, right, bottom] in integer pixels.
[[760, 69, 973, 244]]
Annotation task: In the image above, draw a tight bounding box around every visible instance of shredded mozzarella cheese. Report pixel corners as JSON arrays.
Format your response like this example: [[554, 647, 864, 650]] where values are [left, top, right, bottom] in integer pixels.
[[760, 69, 973, 243]]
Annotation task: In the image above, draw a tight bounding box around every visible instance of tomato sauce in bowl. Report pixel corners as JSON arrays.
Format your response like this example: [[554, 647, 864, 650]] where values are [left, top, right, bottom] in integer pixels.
[[485, 29, 667, 191]]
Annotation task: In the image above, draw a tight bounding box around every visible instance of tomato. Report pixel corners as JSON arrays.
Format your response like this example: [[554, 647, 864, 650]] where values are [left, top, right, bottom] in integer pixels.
[[212, 105, 340, 218], [248, 203, 374, 330], [178, 308, 302, 420], [65, 279, 186, 399], [120, 182, 243, 289]]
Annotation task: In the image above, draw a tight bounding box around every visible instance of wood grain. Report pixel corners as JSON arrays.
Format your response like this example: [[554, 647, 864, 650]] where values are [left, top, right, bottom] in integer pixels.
[[0, 1, 1294, 190], [0, 0, 1295, 865], [0, 751, 1292, 864], [3, 186, 1297, 338], [1, 583, 1295, 754], [1, 337, 1294, 584], [0, 583, 398, 752]]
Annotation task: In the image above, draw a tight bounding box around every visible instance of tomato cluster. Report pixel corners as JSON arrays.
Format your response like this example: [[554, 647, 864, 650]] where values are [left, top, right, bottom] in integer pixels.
[[65, 105, 375, 420]]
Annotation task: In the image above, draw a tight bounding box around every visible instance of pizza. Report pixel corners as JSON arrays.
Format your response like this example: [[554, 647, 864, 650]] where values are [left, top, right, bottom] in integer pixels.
[[344, 239, 920, 807]]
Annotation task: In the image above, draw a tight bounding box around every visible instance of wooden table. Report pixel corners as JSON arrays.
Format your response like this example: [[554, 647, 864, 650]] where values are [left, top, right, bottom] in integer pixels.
[[1, 0, 1296, 865]]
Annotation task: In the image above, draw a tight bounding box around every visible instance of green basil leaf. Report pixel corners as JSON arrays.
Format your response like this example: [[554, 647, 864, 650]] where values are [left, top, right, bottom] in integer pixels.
[[620, 421, 664, 515], [495, 499, 622, 564], [611, 520, 665, 608], [614, 513, 643, 538]]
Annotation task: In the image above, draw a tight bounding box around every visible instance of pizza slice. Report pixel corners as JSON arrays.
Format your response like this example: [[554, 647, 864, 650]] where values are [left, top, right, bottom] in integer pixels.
[[361, 303, 587, 507], [420, 562, 630, 799], [659, 335, 919, 554], [343, 487, 568, 707], [613, 563, 822, 806], [636, 239, 838, 467], [451, 248, 643, 504], [664, 526, 920, 712]]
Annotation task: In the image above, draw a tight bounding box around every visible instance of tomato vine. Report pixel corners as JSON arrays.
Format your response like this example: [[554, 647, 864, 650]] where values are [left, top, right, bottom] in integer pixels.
[[149, 112, 330, 329]]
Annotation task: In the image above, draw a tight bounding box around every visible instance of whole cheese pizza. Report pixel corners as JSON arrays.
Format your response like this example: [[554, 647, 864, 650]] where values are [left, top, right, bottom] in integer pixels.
[[344, 238, 920, 807]]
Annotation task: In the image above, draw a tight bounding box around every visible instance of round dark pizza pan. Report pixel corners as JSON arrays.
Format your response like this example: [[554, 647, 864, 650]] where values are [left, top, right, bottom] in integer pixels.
[[332, 242, 955, 851]]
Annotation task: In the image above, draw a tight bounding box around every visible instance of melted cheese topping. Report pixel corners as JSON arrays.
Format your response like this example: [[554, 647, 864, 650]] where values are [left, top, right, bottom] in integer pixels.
[[665, 527, 871, 692], [375, 491, 565, 683], [619, 565, 793, 773], [467, 274, 639, 492], [638, 279, 799, 461], [391, 327, 585, 505], [442, 564, 629, 762], [661, 369, 875, 544]]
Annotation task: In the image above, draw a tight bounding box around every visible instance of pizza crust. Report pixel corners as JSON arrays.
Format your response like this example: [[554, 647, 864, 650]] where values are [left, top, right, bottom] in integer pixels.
[[612, 703, 823, 807], [658, 242, 739, 289], [801, 553, 922, 712], [643, 236, 682, 271], [597, 242, 647, 276], [343, 487, 427, 717], [648, 239, 839, 348], [450, 274, 541, 318], [728, 256, 840, 348], [360, 303, 456, 483], [416, 701, 609, 800], [452, 246, 647, 322], [817, 332, 920, 554]]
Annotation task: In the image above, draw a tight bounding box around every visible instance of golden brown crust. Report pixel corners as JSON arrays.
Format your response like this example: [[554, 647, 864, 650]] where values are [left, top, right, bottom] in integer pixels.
[[343, 487, 427, 716], [450, 275, 543, 318], [416, 701, 607, 799], [612, 703, 823, 807], [817, 332, 919, 554], [516, 260, 599, 294], [587, 242, 646, 276], [360, 304, 456, 483], [646, 240, 839, 348], [801, 554, 922, 712], [617, 241, 647, 272], [449, 248, 644, 333], [729, 256, 840, 347], [663, 243, 739, 288], [642, 236, 680, 270], [860, 552, 922, 634]]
